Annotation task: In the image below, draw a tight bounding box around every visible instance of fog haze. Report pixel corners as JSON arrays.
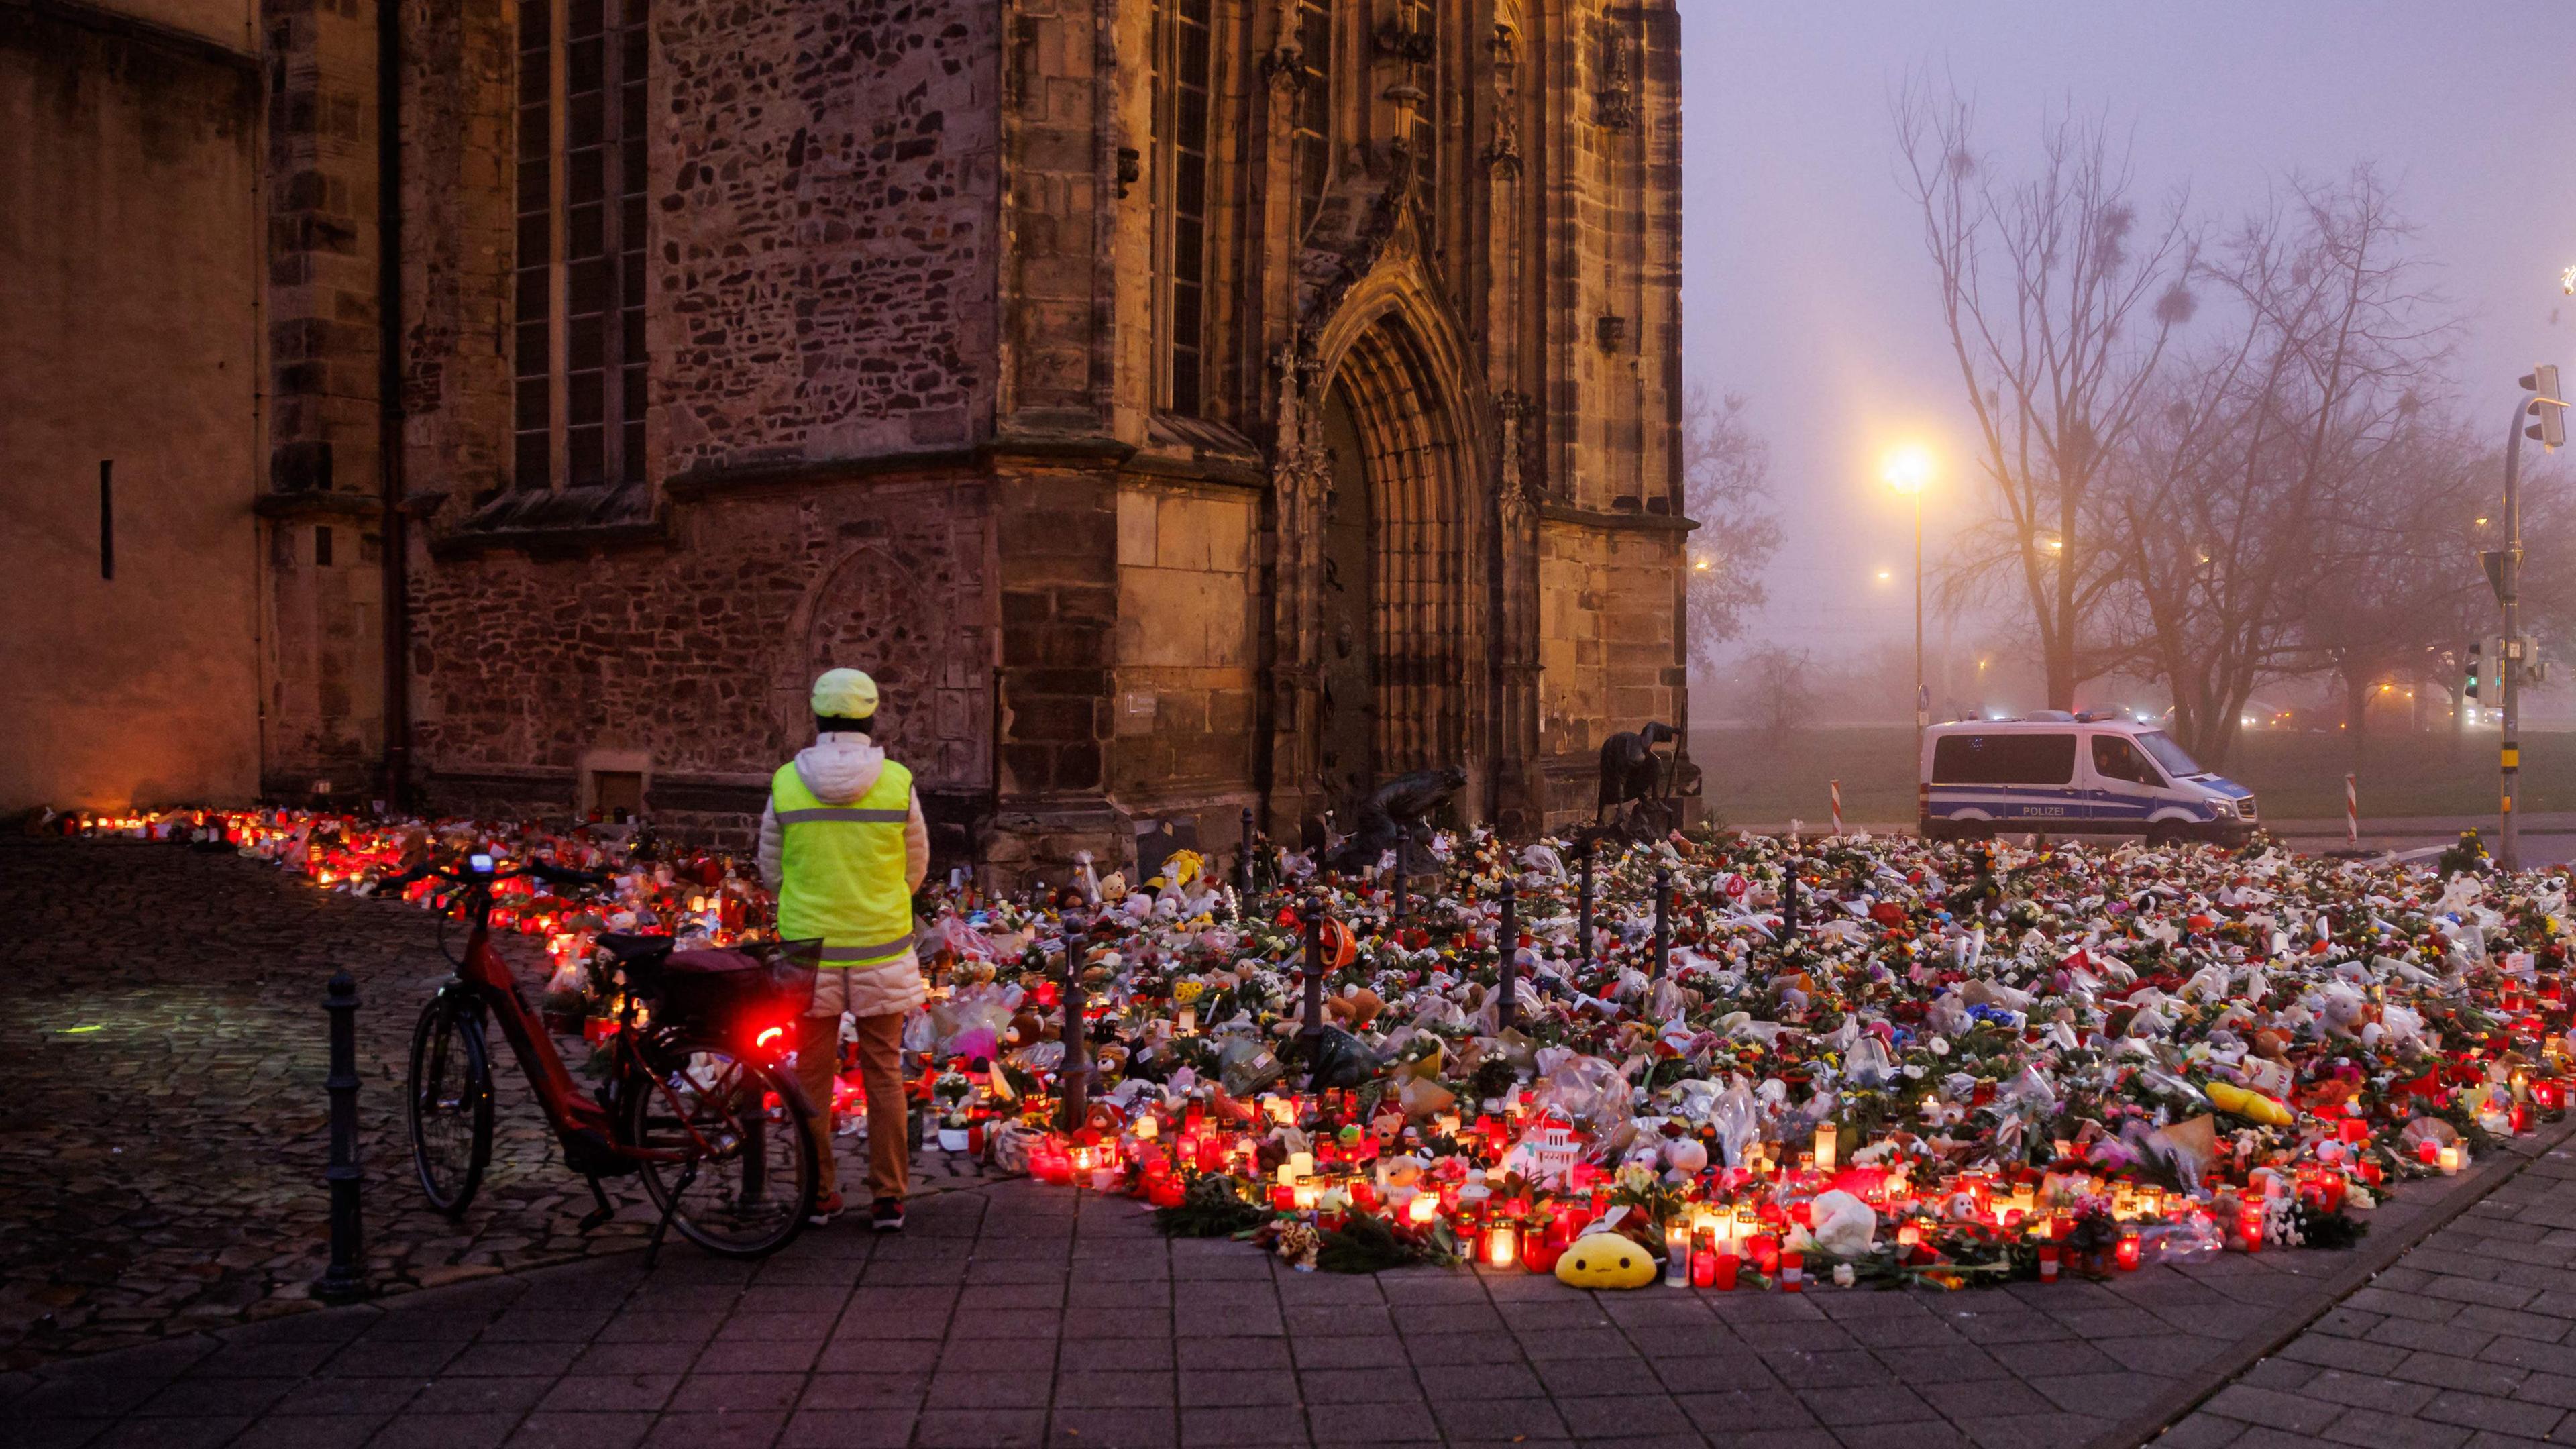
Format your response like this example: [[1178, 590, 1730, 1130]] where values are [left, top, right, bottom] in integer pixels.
[[1680, 1, 2576, 693]]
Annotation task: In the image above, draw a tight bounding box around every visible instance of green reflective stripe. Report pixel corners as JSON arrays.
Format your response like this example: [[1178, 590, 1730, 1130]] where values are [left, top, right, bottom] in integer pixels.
[[817, 935, 914, 963], [775, 806, 910, 824]]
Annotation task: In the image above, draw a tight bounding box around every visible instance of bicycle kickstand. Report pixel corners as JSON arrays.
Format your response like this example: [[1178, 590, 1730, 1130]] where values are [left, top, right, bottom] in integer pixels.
[[646, 1161, 697, 1267], [578, 1175, 616, 1233]]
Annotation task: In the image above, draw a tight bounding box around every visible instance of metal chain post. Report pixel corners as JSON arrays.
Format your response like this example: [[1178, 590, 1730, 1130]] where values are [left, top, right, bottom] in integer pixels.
[[1782, 849, 1801, 938], [317, 971, 366, 1304], [1652, 867, 1672, 981], [1301, 894, 1328, 1037], [1238, 806, 1257, 903], [1058, 917, 1090, 1134], [1578, 837, 1595, 971], [1391, 823, 1410, 922]]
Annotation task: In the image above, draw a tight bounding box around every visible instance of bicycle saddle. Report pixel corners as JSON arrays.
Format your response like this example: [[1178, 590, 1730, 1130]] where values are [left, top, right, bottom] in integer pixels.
[[594, 932, 677, 966]]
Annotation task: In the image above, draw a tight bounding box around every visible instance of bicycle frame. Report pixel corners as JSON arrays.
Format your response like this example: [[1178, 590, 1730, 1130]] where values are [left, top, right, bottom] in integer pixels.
[[438, 886, 619, 1144]]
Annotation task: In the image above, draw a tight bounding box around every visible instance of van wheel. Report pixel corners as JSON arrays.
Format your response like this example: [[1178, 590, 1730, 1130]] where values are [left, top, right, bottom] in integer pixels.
[[2146, 823, 2186, 849], [1958, 821, 1997, 843]]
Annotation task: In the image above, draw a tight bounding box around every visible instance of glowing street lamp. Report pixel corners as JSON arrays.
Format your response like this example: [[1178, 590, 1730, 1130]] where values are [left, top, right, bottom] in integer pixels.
[[1883, 447, 1935, 729]]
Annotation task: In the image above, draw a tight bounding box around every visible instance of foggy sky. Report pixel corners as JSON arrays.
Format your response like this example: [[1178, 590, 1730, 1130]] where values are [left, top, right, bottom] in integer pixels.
[[1680, 1, 2576, 684]]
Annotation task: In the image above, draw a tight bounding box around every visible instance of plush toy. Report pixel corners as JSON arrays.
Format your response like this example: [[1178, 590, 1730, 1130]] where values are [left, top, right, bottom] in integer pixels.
[[1553, 1231, 1659, 1290], [2206, 1081, 2296, 1127]]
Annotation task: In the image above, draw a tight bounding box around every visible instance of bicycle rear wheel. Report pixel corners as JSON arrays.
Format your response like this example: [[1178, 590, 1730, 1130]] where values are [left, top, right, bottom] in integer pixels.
[[621, 1038, 816, 1258], [408, 994, 493, 1216]]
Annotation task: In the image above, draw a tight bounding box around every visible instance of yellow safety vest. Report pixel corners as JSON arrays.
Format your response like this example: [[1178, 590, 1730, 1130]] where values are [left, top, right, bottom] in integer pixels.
[[771, 758, 915, 965]]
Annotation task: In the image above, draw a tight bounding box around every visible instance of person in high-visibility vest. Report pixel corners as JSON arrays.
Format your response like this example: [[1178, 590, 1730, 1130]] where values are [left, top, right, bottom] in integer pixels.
[[757, 667, 930, 1230]]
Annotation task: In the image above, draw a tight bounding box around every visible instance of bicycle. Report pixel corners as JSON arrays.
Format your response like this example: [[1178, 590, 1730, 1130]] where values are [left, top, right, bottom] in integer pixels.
[[399, 851, 820, 1260]]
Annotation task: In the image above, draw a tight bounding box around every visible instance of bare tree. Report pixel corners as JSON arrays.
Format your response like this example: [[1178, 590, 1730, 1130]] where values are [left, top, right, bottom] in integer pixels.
[[1897, 85, 2198, 710], [1680, 387, 1782, 667], [2105, 170, 2455, 769], [1731, 644, 1816, 745], [2295, 419, 2484, 763]]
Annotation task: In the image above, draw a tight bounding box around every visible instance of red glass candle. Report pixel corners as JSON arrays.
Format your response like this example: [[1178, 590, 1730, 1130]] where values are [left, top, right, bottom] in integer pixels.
[[2115, 1229, 2141, 1272], [1779, 1251, 1805, 1293], [1712, 1251, 1739, 1291], [2038, 1245, 2060, 1284], [1748, 1233, 1780, 1275]]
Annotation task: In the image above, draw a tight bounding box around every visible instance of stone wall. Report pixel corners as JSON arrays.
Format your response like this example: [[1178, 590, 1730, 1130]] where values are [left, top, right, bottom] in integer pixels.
[[653, 0, 1002, 475], [258, 0, 392, 796], [1534, 510, 1689, 821], [410, 470, 996, 853], [0, 7, 265, 812], [1108, 478, 1261, 808]]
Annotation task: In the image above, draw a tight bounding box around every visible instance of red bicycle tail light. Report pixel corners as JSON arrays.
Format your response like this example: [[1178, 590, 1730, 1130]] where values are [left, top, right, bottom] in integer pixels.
[[755, 1024, 785, 1049]]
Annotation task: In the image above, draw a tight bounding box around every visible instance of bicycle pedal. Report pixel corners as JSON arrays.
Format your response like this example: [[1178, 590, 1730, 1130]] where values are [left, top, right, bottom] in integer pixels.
[[578, 1205, 616, 1232]]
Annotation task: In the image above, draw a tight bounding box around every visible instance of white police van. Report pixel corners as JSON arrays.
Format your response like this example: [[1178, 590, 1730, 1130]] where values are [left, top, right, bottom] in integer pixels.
[[1919, 712, 2255, 844]]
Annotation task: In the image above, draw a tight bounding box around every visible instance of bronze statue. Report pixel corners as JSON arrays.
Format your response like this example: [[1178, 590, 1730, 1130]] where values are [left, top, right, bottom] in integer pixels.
[[1327, 765, 1467, 874], [1594, 721, 1681, 841]]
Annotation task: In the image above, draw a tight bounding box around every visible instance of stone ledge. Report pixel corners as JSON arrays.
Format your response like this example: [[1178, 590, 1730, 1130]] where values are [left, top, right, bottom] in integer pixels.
[[252, 491, 383, 522], [1538, 499, 1699, 533]]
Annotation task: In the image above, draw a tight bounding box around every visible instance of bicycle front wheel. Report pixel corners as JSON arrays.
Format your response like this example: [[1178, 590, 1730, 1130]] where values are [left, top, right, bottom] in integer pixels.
[[408, 994, 493, 1216], [621, 1038, 816, 1258]]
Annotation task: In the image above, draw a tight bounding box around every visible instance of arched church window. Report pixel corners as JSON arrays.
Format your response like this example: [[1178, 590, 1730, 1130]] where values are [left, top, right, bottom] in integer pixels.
[[513, 0, 649, 490], [1152, 0, 1214, 417], [1408, 0, 1436, 233], [1294, 0, 1331, 232]]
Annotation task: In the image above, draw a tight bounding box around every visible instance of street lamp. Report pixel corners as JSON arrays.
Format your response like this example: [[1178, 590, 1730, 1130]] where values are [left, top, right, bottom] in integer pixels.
[[1883, 446, 1934, 729]]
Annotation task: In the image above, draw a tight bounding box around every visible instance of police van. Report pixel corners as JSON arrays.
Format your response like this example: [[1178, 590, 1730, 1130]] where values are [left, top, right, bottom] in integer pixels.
[[1919, 712, 2256, 844]]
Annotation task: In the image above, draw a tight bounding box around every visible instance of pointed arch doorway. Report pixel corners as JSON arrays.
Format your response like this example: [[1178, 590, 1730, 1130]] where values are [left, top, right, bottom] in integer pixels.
[[1291, 308, 1486, 830]]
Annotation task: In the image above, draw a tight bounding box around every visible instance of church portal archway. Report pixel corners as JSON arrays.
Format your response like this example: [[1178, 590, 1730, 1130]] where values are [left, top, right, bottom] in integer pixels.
[[1307, 307, 1483, 822]]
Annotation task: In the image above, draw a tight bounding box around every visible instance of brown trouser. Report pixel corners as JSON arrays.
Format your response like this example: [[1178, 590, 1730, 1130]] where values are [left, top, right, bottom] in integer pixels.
[[795, 1008, 909, 1204]]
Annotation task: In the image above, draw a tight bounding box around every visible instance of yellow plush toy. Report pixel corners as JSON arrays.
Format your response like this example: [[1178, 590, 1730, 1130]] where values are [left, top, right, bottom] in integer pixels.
[[2206, 1081, 2296, 1126], [1554, 1231, 1660, 1290]]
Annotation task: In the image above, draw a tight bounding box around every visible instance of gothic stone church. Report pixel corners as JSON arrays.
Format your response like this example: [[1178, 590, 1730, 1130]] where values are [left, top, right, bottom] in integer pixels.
[[5, 0, 1690, 878]]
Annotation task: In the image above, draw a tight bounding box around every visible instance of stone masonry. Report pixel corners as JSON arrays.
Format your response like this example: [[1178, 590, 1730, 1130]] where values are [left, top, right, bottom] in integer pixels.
[[2, 0, 1697, 882]]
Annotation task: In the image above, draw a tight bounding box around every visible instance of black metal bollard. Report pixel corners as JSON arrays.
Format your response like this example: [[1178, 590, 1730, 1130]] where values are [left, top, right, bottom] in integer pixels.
[[317, 971, 366, 1304], [1057, 919, 1090, 1134], [1577, 838, 1595, 971], [1782, 851, 1801, 938], [1301, 895, 1328, 1038], [1652, 867, 1672, 981], [1392, 824, 1410, 922], [1497, 879, 1519, 1031]]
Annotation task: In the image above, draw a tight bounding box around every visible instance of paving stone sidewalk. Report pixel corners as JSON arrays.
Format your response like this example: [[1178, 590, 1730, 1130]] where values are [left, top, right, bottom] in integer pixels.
[[0, 1157, 2519, 1449], [0, 839, 989, 1368], [2163, 1138, 2576, 1449]]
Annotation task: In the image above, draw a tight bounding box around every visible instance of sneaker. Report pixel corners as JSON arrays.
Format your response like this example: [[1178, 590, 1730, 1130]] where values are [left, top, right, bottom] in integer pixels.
[[871, 1197, 906, 1233], [807, 1190, 843, 1227]]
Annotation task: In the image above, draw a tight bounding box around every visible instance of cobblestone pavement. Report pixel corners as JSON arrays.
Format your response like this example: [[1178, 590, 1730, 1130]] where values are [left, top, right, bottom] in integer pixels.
[[0, 1154, 2535, 1449], [0, 839, 987, 1369], [2163, 1136, 2576, 1449]]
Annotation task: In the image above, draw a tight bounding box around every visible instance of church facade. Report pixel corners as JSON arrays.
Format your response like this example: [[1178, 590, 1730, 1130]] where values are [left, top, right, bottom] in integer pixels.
[[5, 0, 1692, 878]]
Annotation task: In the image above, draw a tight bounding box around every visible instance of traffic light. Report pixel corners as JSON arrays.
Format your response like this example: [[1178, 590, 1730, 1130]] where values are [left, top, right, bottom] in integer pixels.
[[2466, 638, 2483, 701], [2523, 366, 2566, 451]]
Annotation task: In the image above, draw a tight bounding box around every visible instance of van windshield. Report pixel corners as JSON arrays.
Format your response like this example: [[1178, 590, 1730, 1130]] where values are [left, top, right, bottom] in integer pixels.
[[2135, 731, 2206, 778]]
